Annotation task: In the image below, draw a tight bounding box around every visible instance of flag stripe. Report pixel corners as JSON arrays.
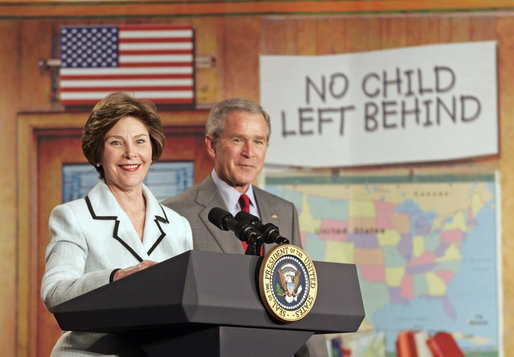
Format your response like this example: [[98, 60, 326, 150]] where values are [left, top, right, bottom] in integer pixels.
[[120, 43, 193, 50], [61, 78, 193, 86], [61, 91, 194, 99], [120, 55, 193, 63], [119, 61, 193, 67], [120, 37, 193, 44], [119, 49, 193, 55], [61, 98, 194, 106], [59, 24, 195, 106], [120, 24, 193, 31], [119, 30, 193, 38], [61, 67, 193, 75], [61, 86, 194, 91], [60, 74, 193, 80]]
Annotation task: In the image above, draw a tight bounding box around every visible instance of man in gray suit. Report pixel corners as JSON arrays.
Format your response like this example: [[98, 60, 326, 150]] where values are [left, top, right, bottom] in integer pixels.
[[162, 97, 328, 357]]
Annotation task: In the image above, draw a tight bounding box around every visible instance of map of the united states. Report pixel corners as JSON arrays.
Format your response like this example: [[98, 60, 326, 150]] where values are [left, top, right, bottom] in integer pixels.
[[266, 175, 499, 354]]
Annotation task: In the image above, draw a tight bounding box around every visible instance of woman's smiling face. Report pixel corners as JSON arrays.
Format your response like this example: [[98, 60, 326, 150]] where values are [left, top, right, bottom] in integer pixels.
[[101, 116, 152, 192]]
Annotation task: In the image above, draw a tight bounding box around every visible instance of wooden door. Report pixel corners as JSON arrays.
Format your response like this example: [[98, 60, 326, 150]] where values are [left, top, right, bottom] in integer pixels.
[[34, 125, 212, 356]]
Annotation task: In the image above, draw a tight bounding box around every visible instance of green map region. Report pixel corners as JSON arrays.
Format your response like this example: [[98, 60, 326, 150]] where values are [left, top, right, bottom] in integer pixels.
[[265, 173, 500, 354]]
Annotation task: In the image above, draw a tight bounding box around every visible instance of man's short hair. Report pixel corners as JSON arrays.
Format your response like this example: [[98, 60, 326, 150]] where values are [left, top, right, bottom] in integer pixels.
[[205, 97, 271, 144]]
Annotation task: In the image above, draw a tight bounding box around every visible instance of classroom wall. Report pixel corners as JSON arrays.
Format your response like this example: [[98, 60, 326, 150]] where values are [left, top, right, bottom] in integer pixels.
[[2, 2, 514, 356]]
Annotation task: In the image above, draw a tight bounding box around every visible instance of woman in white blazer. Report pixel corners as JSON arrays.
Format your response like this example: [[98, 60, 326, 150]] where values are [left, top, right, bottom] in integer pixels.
[[41, 92, 193, 356]]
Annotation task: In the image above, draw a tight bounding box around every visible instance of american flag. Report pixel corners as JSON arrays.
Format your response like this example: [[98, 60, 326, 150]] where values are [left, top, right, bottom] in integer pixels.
[[59, 24, 195, 106]]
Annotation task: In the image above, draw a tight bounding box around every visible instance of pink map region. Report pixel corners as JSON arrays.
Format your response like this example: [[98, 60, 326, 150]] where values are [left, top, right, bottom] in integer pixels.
[[436, 270, 455, 283], [374, 200, 397, 229], [440, 229, 464, 244], [360, 265, 385, 283], [400, 274, 414, 299], [319, 219, 347, 241]]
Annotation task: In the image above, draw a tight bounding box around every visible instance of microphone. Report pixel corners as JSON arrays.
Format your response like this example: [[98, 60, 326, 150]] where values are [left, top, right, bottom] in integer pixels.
[[208, 207, 238, 231], [234, 211, 290, 245], [208, 207, 264, 246]]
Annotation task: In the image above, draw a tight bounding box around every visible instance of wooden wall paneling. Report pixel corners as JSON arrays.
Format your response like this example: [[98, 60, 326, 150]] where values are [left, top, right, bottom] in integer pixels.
[[378, 16, 408, 50], [194, 16, 227, 103], [162, 127, 214, 183], [160, 110, 213, 182], [328, 17, 383, 53], [191, 16, 222, 104], [295, 19, 318, 55], [317, 17, 352, 54], [192, 133, 215, 183], [222, 16, 261, 101], [435, 16, 456, 43], [19, 20, 56, 110], [359, 17, 383, 51], [467, 15, 497, 40], [403, 16, 438, 46], [448, 16, 474, 42], [17, 114, 85, 357], [327, 17, 350, 54], [260, 17, 290, 55], [261, 17, 303, 55], [37, 134, 82, 356], [260, 17, 323, 55], [0, 21, 20, 357], [16, 114, 36, 357], [497, 15, 514, 355], [3, 1, 514, 19], [339, 17, 374, 51]]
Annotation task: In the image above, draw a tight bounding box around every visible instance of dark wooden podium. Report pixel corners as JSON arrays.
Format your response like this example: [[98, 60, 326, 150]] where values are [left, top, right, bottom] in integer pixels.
[[52, 250, 365, 356]]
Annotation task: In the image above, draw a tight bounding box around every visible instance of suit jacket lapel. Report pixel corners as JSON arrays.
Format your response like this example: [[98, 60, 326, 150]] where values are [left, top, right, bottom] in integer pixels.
[[86, 181, 147, 261], [196, 176, 245, 254], [142, 185, 170, 255]]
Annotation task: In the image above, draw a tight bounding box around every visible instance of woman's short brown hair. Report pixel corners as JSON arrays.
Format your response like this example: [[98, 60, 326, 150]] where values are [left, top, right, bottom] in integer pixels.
[[82, 92, 166, 180]]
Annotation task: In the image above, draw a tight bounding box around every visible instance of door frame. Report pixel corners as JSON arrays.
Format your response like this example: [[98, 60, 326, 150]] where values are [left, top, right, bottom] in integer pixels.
[[16, 109, 209, 357]]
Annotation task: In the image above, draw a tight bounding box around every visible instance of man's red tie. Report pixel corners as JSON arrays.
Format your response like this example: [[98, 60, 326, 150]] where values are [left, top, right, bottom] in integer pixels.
[[238, 194, 262, 255], [239, 194, 250, 213], [238, 194, 250, 252]]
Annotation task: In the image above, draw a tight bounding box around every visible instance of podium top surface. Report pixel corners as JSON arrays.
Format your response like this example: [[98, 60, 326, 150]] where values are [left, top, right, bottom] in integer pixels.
[[53, 250, 364, 334]]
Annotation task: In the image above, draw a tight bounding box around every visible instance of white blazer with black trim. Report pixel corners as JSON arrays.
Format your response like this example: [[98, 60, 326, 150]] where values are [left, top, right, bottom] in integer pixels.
[[41, 181, 193, 356], [41, 180, 193, 310]]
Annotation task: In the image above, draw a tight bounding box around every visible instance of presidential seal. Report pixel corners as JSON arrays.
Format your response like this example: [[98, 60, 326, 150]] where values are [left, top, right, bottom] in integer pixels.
[[259, 244, 318, 322]]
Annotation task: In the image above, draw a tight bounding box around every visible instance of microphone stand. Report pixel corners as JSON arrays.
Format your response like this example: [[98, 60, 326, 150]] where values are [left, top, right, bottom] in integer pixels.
[[237, 222, 263, 256], [245, 243, 258, 255], [206, 207, 266, 256]]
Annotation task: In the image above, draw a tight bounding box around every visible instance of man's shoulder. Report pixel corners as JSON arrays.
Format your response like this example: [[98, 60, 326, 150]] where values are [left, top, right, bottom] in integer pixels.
[[162, 184, 198, 204], [161, 176, 217, 212], [254, 186, 294, 206]]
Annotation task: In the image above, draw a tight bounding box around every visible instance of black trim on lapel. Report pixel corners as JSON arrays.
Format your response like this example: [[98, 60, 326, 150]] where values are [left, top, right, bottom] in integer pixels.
[[147, 205, 169, 255], [85, 195, 144, 262]]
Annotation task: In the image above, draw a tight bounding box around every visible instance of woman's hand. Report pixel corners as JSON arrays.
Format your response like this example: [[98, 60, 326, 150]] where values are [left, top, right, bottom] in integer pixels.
[[112, 260, 158, 281]]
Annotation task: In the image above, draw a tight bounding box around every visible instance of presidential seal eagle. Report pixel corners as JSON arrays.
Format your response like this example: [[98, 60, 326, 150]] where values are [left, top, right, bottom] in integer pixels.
[[278, 266, 301, 297]]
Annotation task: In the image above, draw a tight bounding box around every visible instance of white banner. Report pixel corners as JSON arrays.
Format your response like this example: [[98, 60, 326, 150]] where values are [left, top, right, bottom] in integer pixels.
[[260, 41, 498, 168]]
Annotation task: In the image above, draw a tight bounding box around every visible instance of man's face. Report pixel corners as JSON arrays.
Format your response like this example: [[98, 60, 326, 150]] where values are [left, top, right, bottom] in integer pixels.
[[206, 111, 269, 193]]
